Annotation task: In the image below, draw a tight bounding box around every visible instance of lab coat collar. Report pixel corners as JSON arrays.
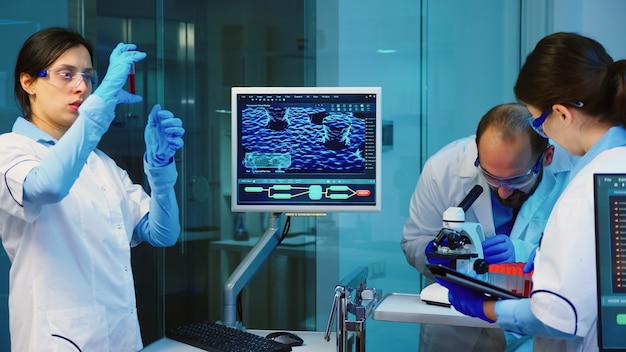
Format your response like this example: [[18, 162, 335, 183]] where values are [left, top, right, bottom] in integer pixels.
[[12, 117, 57, 145], [458, 137, 479, 179], [570, 126, 626, 180], [518, 144, 575, 213], [547, 141, 578, 175]]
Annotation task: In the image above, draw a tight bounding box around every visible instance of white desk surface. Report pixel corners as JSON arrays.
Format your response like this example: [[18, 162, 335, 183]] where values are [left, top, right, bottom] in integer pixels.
[[141, 330, 335, 352], [373, 292, 498, 329]]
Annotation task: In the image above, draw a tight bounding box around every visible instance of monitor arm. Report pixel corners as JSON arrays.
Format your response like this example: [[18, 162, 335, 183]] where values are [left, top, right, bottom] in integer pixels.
[[222, 212, 283, 328]]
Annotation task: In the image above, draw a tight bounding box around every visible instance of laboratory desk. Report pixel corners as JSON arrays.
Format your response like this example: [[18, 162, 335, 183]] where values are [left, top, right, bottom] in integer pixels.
[[373, 292, 498, 329], [141, 330, 336, 351]]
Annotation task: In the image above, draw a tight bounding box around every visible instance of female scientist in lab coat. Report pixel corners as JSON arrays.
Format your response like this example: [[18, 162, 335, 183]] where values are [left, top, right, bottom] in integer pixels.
[[438, 32, 626, 351], [0, 27, 184, 351]]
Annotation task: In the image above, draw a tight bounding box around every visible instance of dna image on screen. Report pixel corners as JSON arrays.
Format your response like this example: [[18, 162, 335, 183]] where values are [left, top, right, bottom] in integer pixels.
[[241, 106, 366, 173]]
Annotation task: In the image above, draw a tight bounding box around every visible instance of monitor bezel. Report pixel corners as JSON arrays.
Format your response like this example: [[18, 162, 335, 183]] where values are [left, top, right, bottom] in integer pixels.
[[230, 86, 382, 213]]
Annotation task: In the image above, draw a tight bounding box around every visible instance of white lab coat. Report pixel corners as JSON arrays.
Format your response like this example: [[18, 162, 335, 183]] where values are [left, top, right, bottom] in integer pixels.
[[400, 135, 575, 351], [531, 146, 626, 351], [0, 132, 150, 352]]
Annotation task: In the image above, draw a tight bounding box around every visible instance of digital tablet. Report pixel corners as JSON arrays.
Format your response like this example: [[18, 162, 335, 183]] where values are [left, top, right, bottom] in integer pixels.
[[426, 264, 524, 300]]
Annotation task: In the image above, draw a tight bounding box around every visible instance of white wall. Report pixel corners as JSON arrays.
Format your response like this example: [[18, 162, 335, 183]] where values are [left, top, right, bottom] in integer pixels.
[[555, 0, 626, 59], [522, 0, 626, 60]]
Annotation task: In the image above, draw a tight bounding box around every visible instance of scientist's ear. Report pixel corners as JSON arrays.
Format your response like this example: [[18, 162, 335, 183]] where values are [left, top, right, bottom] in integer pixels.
[[552, 103, 575, 126], [20, 73, 36, 95], [542, 144, 555, 167]]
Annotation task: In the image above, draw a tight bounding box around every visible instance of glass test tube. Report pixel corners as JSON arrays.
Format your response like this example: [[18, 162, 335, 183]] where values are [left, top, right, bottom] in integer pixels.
[[128, 63, 136, 94]]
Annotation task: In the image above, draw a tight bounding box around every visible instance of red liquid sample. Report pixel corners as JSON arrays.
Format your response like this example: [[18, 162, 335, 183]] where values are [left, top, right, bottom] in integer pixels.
[[128, 63, 136, 94], [128, 73, 136, 94]]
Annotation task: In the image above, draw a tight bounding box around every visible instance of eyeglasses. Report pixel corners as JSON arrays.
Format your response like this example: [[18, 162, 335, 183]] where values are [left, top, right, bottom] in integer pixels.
[[36, 65, 98, 90], [530, 101, 584, 138], [475, 151, 545, 189]]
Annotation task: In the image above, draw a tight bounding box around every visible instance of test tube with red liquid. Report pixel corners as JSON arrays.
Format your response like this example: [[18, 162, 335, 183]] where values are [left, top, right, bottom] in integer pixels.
[[487, 262, 533, 297], [128, 63, 136, 94]]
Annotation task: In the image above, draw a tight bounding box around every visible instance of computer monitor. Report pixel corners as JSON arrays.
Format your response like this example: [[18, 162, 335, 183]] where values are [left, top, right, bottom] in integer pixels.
[[594, 173, 626, 352], [231, 86, 382, 213]]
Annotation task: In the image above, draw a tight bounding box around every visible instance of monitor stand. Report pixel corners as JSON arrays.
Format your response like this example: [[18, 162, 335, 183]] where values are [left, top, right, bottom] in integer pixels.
[[221, 212, 283, 328]]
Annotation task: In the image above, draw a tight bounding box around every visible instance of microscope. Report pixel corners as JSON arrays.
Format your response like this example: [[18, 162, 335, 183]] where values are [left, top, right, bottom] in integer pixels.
[[422, 185, 536, 304], [421, 185, 487, 305], [427, 184, 487, 276]]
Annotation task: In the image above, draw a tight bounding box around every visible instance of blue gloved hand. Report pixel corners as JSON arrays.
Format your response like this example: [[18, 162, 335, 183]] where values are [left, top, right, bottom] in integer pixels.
[[145, 104, 185, 167], [434, 276, 495, 323], [93, 43, 146, 106], [482, 234, 515, 264], [523, 246, 537, 274], [425, 239, 454, 268]]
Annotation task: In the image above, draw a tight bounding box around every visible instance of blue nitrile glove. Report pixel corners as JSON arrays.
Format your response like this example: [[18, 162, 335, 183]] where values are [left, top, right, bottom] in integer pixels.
[[145, 104, 185, 167], [133, 162, 180, 247], [425, 239, 454, 268], [523, 246, 537, 274], [482, 234, 515, 264], [434, 276, 495, 323], [93, 43, 146, 106]]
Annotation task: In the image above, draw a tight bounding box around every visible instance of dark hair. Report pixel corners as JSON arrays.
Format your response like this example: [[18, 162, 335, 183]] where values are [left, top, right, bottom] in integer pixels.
[[514, 32, 626, 126], [476, 103, 548, 158], [13, 27, 94, 119]]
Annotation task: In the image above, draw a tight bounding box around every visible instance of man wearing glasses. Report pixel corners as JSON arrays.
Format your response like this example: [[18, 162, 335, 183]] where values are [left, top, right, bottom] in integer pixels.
[[401, 103, 577, 352]]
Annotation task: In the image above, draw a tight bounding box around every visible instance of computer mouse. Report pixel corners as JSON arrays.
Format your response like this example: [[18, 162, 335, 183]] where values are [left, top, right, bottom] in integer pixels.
[[266, 331, 304, 347]]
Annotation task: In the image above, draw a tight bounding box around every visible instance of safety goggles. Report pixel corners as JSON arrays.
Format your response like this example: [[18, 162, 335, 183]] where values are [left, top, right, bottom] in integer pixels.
[[475, 151, 545, 189], [36, 65, 98, 90], [530, 109, 551, 139], [530, 101, 584, 138]]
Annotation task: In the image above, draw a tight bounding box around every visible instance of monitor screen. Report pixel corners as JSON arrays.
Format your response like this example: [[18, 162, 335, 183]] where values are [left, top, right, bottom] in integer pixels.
[[594, 174, 626, 351], [231, 86, 381, 213]]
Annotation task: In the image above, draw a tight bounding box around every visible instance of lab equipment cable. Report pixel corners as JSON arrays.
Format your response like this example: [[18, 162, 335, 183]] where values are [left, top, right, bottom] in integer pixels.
[[278, 215, 292, 245]]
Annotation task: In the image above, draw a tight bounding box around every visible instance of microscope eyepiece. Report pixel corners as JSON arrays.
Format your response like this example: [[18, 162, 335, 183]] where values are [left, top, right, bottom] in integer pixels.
[[457, 185, 483, 212]]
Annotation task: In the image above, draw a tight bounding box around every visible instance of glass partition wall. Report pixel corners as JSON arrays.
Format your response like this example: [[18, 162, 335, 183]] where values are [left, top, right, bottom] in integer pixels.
[[89, 0, 316, 345], [0, 0, 525, 350], [323, 2, 521, 349]]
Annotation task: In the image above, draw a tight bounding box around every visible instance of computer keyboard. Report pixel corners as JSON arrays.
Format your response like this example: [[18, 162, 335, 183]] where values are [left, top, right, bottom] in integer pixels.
[[165, 320, 293, 352]]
